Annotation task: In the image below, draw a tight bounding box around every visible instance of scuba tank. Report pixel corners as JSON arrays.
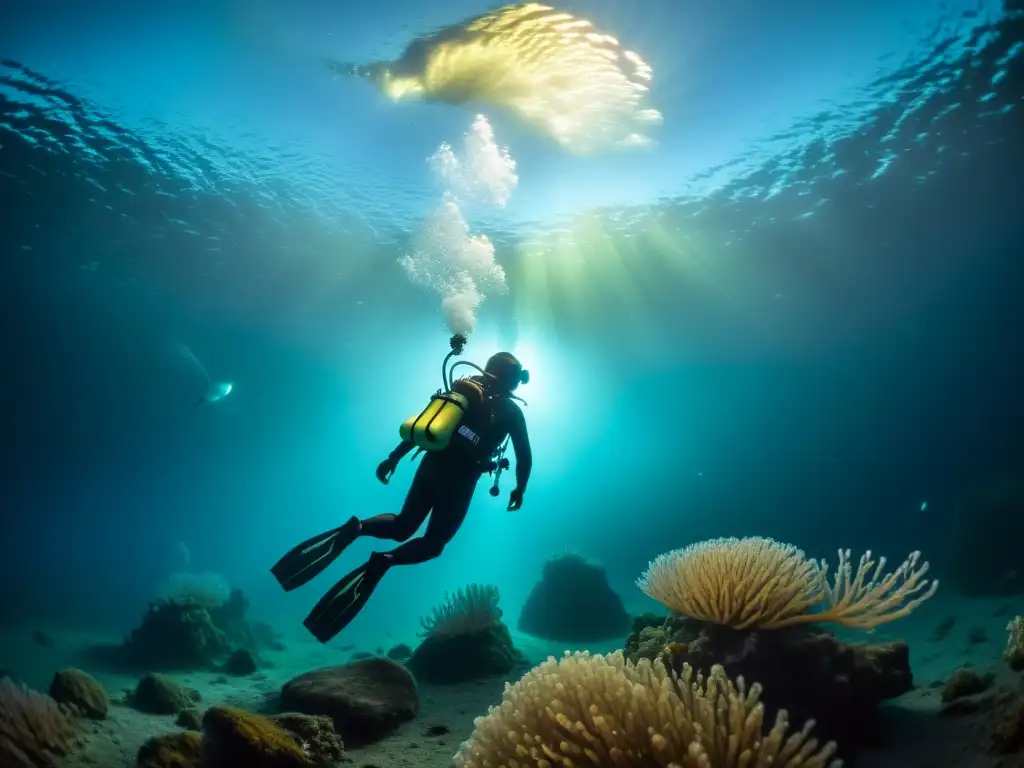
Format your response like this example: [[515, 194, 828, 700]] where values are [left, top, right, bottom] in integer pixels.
[[399, 390, 471, 451], [399, 334, 480, 452], [398, 335, 523, 501]]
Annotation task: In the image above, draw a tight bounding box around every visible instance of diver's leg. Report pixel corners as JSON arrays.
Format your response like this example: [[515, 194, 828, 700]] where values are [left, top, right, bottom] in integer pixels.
[[360, 461, 435, 542], [384, 472, 476, 566], [302, 464, 440, 642]]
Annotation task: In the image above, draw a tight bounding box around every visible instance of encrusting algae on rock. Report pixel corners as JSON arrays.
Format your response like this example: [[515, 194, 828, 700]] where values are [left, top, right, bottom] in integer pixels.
[[48, 668, 109, 720], [201, 706, 343, 767], [135, 706, 344, 768], [137, 731, 202, 768], [202, 706, 310, 766]]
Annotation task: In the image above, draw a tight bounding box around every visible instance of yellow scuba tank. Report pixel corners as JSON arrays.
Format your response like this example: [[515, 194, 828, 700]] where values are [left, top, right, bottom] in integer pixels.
[[400, 390, 471, 451]]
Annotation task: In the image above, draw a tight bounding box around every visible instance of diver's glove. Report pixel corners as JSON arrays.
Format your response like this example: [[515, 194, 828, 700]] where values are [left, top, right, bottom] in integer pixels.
[[507, 487, 524, 512], [376, 458, 398, 485]]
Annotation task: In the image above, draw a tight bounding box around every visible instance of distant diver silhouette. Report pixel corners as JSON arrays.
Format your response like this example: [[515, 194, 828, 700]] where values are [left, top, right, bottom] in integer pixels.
[[325, 2, 662, 153]]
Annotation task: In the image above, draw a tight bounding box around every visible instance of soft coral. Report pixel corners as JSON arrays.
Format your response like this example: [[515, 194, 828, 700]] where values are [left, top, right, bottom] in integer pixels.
[[0, 678, 74, 768]]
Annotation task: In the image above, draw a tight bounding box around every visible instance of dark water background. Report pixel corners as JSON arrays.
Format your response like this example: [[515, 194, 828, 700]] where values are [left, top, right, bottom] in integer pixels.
[[0, 0, 1021, 647]]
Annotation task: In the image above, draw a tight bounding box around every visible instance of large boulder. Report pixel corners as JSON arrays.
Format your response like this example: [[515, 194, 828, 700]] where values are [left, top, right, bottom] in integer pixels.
[[279, 658, 419, 745], [518, 553, 630, 642]]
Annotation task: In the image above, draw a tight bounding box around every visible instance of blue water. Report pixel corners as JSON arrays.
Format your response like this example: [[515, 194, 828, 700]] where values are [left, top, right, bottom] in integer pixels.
[[1, 0, 1022, 669]]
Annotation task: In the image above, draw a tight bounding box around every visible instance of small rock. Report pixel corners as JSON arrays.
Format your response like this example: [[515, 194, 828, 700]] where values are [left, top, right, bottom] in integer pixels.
[[386, 643, 412, 661], [176, 708, 204, 730], [201, 706, 344, 767], [200, 707, 309, 766], [137, 731, 202, 768], [130, 673, 200, 715], [224, 649, 258, 676], [423, 724, 450, 736], [942, 667, 993, 703], [271, 712, 346, 765], [49, 668, 109, 719]]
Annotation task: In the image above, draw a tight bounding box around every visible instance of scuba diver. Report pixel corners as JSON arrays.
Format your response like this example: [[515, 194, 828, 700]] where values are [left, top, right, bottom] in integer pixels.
[[271, 335, 533, 643]]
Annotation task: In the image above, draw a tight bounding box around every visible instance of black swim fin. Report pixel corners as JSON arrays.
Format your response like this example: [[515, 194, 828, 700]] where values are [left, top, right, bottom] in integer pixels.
[[271, 517, 361, 592], [303, 554, 391, 643]]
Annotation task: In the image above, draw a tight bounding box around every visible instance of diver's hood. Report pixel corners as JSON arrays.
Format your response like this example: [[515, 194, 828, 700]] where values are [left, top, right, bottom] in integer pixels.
[[484, 353, 528, 391]]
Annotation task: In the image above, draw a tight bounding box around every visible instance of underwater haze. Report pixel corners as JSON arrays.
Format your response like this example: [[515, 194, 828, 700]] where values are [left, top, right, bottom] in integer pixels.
[[2, 0, 1024, 766]]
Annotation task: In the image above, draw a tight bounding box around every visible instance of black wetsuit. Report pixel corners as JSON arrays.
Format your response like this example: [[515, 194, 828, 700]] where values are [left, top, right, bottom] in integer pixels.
[[359, 375, 532, 566]]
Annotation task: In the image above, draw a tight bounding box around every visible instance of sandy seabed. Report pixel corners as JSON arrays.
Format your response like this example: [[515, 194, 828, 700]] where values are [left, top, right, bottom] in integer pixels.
[[2, 592, 1023, 768]]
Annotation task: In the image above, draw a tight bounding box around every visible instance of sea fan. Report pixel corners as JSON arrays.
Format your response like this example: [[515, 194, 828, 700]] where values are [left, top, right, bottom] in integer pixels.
[[419, 584, 502, 638]]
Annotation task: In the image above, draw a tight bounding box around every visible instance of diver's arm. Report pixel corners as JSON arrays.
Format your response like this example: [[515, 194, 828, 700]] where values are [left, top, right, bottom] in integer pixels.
[[378, 439, 414, 484], [509, 405, 533, 492], [388, 439, 415, 463]]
